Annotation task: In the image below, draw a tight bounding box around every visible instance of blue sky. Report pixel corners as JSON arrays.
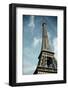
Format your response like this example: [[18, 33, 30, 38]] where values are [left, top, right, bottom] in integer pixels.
[[22, 15, 57, 75]]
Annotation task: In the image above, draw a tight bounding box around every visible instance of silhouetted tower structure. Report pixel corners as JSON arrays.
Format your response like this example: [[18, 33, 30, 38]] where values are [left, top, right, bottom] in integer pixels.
[[34, 18, 57, 74]]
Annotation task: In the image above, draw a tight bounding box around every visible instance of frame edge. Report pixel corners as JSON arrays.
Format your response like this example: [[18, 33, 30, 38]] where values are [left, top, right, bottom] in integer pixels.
[[9, 4, 16, 86]]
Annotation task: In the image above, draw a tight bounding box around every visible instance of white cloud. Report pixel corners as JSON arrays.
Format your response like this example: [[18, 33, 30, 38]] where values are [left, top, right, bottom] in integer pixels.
[[48, 31, 57, 59], [24, 47, 34, 61], [28, 16, 35, 31], [23, 47, 37, 75], [33, 37, 42, 48], [53, 38, 57, 59], [48, 31, 53, 51], [23, 62, 36, 75]]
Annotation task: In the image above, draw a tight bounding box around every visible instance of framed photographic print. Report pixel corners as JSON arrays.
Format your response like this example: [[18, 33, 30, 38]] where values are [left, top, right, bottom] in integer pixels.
[[9, 3, 66, 86]]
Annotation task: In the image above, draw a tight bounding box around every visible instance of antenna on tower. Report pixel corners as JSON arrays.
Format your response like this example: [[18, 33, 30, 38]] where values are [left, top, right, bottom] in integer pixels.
[[41, 16, 47, 25]]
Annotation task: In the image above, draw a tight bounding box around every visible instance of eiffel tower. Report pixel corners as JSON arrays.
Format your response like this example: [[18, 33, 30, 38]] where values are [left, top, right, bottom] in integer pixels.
[[34, 18, 57, 74]]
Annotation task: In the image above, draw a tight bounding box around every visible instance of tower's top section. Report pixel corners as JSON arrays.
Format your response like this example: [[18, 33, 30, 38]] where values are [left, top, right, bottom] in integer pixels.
[[41, 17, 50, 50]]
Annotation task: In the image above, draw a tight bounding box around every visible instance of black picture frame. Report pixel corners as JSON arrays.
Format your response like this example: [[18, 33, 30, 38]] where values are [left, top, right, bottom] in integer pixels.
[[9, 3, 66, 86]]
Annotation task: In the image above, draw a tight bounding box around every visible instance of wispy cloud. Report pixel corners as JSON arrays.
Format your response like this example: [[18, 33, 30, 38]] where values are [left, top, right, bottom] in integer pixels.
[[23, 60, 36, 75], [48, 31, 54, 51], [48, 31, 57, 59], [23, 47, 38, 75], [28, 16, 35, 31], [32, 37, 42, 48], [53, 38, 57, 59]]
